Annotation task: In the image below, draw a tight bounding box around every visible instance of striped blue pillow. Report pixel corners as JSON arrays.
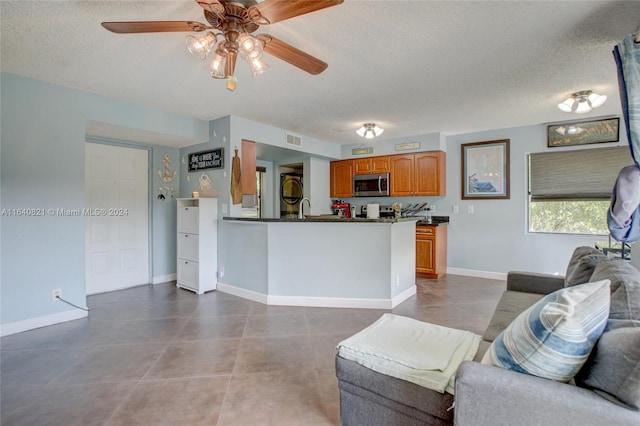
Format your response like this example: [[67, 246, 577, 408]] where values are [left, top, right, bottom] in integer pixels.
[[482, 279, 611, 382]]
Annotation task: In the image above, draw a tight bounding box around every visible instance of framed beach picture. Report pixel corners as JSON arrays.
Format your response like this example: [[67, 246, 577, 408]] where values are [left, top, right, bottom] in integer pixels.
[[547, 117, 619, 148], [461, 139, 510, 200]]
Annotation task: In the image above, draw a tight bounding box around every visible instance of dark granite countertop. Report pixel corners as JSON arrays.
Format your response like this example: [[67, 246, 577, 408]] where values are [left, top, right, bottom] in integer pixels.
[[416, 216, 450, 226], [223, 216, 449, 225]]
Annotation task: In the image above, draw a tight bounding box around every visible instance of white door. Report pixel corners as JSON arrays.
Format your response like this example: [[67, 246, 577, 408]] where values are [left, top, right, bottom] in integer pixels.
[[85, 143, 149, 294]]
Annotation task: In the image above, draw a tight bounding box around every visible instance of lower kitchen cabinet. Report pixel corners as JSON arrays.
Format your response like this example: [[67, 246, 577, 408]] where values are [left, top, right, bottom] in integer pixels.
[[416, 225, 447, 278]]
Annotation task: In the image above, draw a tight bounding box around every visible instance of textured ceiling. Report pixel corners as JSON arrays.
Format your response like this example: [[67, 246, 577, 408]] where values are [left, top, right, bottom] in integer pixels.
[[2, 1, 639, 146]]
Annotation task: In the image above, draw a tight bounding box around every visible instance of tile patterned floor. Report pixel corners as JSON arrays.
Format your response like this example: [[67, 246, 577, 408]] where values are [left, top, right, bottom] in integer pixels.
[[0, 275, 505, 425]]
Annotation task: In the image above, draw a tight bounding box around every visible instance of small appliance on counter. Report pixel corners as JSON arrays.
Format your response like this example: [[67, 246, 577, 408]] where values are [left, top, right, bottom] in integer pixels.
[[332, 200, 351, 218], [378, 205, 395, 218], [366, 203, 380, 219]]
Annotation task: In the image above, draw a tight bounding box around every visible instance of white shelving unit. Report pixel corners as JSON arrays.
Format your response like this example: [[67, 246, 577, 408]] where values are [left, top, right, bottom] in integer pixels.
[[176, 197, 217, 294]]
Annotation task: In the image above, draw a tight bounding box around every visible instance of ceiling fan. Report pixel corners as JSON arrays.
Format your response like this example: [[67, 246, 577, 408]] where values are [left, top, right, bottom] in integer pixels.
[[102, 0, 343, 91]]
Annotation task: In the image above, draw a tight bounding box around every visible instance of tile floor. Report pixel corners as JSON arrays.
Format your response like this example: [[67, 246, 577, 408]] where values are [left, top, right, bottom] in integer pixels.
[[1, 275, 505, 425]]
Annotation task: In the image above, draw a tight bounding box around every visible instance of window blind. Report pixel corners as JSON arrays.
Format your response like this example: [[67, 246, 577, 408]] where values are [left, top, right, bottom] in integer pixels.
[[529, 146, 632, 201]]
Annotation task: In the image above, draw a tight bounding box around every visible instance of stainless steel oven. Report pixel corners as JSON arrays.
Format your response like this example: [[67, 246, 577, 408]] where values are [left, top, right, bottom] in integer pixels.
[[354, 173, 390, 197]]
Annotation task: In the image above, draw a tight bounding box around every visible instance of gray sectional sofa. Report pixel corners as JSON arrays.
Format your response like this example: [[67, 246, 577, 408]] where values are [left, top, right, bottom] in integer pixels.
[[335, 246, 640, 425]]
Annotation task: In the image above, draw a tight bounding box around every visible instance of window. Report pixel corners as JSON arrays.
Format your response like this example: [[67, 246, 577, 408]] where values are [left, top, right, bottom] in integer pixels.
[[528, 146, 631, 235]]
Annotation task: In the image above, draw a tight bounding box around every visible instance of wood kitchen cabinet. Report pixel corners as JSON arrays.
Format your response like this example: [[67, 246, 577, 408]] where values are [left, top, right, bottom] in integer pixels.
[[330, 159, 354, 198], [390, 151, 446, 196], [354, 156, 391, 174], [416, 225, 447, 278]]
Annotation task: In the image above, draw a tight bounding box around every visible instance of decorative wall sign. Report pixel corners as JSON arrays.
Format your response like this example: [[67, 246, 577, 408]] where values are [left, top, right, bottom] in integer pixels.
[[199, 173, 212, 190], [395, 142, 421, 151], [547, 117, 620, 148], [352, 147, 373, 155], [461, 139, 510, 200], [188, 148, 224, 172]]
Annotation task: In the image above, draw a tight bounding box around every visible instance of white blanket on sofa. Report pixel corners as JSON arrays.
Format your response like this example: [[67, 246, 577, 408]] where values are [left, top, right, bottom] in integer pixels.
[[337, 314, 480, 394]]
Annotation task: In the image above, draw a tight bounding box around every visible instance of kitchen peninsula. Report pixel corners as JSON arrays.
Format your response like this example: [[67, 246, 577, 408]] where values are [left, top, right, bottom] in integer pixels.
[[218, 217, 421, 309]]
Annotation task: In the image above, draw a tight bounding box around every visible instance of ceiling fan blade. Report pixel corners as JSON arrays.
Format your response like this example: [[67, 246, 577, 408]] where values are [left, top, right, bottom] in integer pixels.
[[249, 0, 343, 25], [259, 35, 328, 75], [101, 21, 209, 34]]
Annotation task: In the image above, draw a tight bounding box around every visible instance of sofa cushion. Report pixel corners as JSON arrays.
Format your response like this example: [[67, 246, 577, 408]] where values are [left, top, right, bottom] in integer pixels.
[[575, 327, 640, 410], [482, 291, 545, 342], [482, 280, 611, 382], [564, 246, 608, 287], [589, 259, 640, 331]]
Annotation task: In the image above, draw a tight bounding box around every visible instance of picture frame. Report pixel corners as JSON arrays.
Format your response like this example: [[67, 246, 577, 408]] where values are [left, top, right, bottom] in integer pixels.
[[461, 139, 510, 200], [547, 117, 619, 148]]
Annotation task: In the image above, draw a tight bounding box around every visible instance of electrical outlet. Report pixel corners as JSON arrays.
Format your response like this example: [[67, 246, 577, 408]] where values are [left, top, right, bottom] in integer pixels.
[[468, 205, 474, 214], [430, 205, 436, 213], [218, 267, 225, 278], [52, 288, 62, 301], [453, 205, 459, 214]]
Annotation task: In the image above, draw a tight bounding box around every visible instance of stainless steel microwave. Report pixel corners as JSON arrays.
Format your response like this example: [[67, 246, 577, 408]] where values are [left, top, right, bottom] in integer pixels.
[[354, 173, 390, 197]]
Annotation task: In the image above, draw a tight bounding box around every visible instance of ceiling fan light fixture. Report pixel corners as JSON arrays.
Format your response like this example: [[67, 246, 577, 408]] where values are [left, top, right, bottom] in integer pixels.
[[186, 31, 218, 60], [209, 43, 227, 79], [357, 123, 384, 139], [238, 33, 263, 60], [248, 56, 269, 77], [557, 90, 607, 113]]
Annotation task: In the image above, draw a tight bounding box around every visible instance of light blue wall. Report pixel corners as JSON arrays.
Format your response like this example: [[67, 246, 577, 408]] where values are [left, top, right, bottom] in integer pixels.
[[443, 124, 629, 275], [0, 73, 208, 325]]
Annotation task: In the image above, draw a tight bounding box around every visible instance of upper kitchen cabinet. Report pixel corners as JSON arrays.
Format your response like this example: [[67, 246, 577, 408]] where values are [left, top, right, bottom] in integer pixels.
[[330, 159, 354, 198], [353, 156, 391, 175], [391, 151, 446, 197]]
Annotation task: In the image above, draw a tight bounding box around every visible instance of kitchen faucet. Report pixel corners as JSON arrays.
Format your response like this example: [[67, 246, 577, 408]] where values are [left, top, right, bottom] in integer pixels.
[[299, 198, 311, 219]]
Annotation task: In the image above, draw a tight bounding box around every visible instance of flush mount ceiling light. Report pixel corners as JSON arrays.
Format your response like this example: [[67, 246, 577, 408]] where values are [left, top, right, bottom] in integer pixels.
[[557, 90, 607, 114], [356, 123, 384, 139]]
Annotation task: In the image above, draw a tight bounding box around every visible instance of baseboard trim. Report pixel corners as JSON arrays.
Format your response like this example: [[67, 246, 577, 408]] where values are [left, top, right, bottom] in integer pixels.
[[267, 294, 393, 309], [152, 273, 176, 285], [217, 282, 415, 309], [391, 285, 417, 308], [216, 282, 268, 304], [447, 267, 507, 281], [0, 309, 88, 337]]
